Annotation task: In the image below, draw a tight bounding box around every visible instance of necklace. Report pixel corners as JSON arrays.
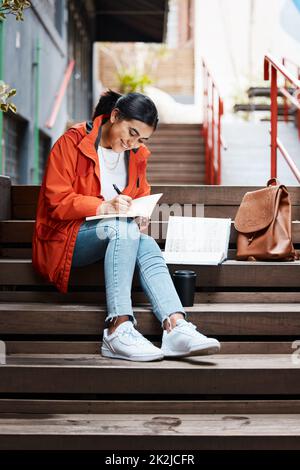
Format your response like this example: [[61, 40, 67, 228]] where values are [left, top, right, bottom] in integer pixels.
[[99, 145, 121, 171]]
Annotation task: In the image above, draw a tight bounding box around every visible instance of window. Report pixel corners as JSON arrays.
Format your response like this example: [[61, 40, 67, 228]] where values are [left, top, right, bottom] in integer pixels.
[[54, 0, 64, 36], [3, 114, 26, 184], [42, 0, 64, 36]]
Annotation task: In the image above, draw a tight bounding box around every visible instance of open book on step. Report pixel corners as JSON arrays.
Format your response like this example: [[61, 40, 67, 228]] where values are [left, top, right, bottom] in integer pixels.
[[162, 216, 232, 265], [86, 193, 163, 221]]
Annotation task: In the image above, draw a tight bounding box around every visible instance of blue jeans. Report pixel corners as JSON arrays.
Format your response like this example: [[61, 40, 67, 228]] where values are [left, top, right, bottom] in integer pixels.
[[71, 217, 187, 328]]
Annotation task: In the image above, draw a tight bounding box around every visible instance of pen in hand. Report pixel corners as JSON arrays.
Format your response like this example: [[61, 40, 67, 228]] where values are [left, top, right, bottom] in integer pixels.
[[112, 184, 133, 214], [113, 184, 122, 195], [112, 184, 147, 229]]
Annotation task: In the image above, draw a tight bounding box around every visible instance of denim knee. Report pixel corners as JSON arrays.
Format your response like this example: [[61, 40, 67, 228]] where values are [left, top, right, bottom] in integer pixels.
[[96, 217, 140, 242], [139, 234, 162, 253]]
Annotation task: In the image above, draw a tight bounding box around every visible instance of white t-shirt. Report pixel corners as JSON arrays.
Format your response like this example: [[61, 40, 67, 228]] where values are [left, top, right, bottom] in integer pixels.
[[98, 145, 127, 201]]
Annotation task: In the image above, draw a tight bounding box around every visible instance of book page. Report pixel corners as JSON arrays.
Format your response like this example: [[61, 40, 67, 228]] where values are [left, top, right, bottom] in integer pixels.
[[162, 251, 225, 265], [164, 216, 231, 263], [86, 193, 163, 221]]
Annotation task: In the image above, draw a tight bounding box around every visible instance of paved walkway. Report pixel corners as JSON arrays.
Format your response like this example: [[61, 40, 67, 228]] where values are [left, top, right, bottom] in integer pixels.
[[221, 114, 300, 186]]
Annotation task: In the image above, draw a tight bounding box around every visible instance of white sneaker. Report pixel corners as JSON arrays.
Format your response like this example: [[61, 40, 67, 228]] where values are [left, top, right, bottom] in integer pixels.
[[101, 320, 164, 362], [161, 319, 221, 358]]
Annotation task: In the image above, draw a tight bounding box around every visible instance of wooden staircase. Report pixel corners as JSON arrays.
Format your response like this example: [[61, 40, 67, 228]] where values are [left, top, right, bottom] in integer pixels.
[[146, 124, 205, 185], [1, 177, 300, 450]]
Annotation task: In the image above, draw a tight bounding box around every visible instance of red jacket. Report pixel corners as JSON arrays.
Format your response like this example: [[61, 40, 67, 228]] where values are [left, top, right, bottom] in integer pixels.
[[32, 113, 151, 293]]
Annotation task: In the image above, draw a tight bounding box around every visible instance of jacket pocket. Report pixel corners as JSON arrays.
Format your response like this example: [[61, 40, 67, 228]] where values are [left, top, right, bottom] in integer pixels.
[[36, 223, 66, 242]]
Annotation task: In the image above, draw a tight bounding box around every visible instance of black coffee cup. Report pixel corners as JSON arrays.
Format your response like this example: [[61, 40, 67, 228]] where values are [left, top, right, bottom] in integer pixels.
[[172, 270, 196, 307]]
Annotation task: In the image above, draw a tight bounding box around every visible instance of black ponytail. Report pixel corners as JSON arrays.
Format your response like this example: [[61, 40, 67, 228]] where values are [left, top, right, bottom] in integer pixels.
[[92, 88, 159, 130], [92, 89, 122, 118]]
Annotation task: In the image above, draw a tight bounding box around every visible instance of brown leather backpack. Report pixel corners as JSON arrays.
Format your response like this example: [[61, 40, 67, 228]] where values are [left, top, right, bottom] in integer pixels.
[[234, 178, 297, 261]]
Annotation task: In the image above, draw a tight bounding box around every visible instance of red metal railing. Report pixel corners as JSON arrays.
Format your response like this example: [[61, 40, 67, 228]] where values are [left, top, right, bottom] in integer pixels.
[[264, 54, 300, 182], [202, 59, 226, 185], [45, 59, 75, 129], [282, 56, 300, 139]]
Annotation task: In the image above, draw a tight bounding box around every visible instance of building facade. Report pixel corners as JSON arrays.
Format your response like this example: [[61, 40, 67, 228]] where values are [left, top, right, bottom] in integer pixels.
[[2, 0, 94, 184]]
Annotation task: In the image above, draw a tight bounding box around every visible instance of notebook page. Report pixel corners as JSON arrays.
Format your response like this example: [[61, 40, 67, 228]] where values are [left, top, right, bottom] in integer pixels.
[[162, 251, 225, 265], [86, 193, 163, 221], [164, 216, 231, 255], [127, 193, 163, 217]]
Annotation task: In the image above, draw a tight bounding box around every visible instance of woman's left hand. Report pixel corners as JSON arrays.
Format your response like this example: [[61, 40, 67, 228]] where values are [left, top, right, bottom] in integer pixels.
[[135, 216, 150, 232]]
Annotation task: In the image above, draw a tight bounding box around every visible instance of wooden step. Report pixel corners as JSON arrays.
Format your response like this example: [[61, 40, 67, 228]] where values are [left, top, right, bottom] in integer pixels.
[[149, 139, 203, 146], [155, 124, 203, 130], [149, 138, 204, 145], [2, 220, 300, 245], [3, 341, 297, 355], [2, 259, 300, 287], [152, 126, 203, 132], [147, 153, 205, 162], [2, 340, 299, 358], [147, 163, 205, 171], [2, 398, 300, 414], [0, 248, 258, 260], [150, 130, 203, 137], [8, 184, 300, 220], [1, 303, 300, 336], [147, 176, 206, 184], [146, 175, 206, 185], [1, 354, 300, 395], [1, 291, 300, 304], [9, 185, 300, 206], [150, 131, 203, 138], [147, 148, 204, 155], [0, 412, 300, 450], [0, 217, 300, 252]]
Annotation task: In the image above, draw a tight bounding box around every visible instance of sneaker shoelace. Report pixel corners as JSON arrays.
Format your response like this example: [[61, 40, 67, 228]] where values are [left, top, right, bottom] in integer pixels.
[[176, 321, 207, 338], [117, 326, 152, 345]]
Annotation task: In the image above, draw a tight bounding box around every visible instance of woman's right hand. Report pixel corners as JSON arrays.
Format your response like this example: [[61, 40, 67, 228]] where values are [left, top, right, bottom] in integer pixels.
[[96, 195, 132, 215]]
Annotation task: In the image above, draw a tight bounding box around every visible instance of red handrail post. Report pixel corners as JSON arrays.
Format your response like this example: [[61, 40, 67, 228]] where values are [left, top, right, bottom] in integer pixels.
[[270, 65, 278, 179], [211, 84, 215, 184], [202, 61, 209, 184], [217, 97, 223, 185], [297, 67, 300, 140], [282, 58, 289, 124], [202, 59, 226, 185], [264, 54, 300, 183]]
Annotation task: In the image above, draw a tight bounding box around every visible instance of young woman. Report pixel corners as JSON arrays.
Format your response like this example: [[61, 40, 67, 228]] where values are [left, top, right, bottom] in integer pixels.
[[32, 89, 220, 362]]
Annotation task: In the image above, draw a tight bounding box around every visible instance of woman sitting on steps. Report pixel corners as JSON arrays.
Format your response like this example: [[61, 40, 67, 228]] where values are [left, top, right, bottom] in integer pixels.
[[32, 89, 220, 362]]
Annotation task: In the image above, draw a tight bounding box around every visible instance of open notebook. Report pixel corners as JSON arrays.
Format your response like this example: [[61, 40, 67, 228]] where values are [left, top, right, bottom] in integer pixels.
[[162, 216, 232, 265], [86, 193, 163, 221]]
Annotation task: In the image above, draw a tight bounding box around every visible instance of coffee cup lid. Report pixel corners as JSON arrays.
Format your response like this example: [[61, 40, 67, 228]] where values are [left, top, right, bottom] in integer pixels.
[[173, 270, 196, 277]]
